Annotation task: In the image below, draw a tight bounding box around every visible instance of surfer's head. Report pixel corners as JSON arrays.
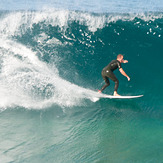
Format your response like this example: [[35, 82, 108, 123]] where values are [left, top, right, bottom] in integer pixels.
[[117, 54, 124, 62]]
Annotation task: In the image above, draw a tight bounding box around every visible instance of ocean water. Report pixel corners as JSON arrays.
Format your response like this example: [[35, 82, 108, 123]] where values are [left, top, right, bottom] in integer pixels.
[[0, 1, 163, 163]]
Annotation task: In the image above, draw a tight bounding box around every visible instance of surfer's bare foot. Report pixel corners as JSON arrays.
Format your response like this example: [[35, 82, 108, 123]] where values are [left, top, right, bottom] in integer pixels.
[[113, 91, 120, 96], [98, 90, 102, 93]]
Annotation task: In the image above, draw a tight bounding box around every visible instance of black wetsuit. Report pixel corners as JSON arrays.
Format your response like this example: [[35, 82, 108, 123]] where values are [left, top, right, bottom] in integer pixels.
[[100, 60, 122, 92]]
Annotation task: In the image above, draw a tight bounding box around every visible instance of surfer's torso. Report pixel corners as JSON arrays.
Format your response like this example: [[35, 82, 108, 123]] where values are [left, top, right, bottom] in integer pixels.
[[103, 60, 121, 72]]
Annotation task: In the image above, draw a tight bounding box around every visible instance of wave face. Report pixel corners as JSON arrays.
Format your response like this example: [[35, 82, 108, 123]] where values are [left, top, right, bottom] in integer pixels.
[[0, 10, 163, 163], [0, 10, 162, 109]]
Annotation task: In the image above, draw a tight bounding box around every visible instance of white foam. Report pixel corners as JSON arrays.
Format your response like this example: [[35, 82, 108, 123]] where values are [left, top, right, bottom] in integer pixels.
[[0, 10, 162, 36], [0, 36, 102, 109]]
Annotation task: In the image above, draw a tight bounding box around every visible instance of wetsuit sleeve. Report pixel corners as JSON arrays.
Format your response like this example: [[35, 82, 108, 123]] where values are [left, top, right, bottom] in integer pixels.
[[117, 61, 122, 69]]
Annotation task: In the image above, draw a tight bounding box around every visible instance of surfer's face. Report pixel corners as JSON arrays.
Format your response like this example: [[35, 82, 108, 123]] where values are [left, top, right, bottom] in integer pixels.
[[120, 56, 124, 62]]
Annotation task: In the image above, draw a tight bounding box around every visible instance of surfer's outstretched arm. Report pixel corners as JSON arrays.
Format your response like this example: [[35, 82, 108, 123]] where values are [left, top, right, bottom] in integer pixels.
[[119, 68, 130, 81], [122, 60, 128, 63]]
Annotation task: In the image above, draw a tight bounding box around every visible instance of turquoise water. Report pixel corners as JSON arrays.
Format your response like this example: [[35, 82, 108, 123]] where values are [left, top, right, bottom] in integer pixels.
[[0, 4, 163, 163]]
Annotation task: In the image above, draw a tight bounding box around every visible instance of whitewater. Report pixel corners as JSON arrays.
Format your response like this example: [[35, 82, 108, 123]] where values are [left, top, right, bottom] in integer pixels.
[[0, 11, 109, 109]]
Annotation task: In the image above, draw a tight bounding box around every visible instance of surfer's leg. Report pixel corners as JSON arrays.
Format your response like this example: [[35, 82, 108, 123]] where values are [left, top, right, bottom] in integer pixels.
[[100, 71, 110, 92], [108, 72, 119, 95], [114, 79, 119, 92], [101, 77, 110, 91], [113, 79, 120, 96]]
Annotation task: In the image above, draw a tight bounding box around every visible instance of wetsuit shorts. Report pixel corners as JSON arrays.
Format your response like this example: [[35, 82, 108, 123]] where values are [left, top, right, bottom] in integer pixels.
[[101, 69, 119, 92], [101, 69, 118, 82]]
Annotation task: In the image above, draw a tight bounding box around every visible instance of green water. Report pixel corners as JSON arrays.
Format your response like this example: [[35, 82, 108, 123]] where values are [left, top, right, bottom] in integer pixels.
[[0, 102, 163, 162]]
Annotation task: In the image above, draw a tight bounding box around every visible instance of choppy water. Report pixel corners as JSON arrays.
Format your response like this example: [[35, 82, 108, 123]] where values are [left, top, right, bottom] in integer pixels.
[[0, 4, 163, 163]]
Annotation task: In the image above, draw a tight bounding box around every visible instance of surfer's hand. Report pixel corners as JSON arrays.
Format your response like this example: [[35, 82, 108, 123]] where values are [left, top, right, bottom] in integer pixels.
[[127, 76, 130, 81], [123, 60, 128, 63]]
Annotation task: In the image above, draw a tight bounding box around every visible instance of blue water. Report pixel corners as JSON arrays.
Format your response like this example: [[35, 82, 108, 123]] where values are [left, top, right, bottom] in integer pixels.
[[1, 0, 163, 12], [0, 1, 163, 163]]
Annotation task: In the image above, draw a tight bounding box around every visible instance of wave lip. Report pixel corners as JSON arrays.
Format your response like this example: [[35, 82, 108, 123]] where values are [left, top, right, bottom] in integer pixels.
[[0, 10, 163, 36]]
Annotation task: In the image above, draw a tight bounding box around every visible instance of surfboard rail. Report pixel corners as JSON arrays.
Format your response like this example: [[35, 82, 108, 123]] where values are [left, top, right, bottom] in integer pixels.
[[100, 94, 143, 99]]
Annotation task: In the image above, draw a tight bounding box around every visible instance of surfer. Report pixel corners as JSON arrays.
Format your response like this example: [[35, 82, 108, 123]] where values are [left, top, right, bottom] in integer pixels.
[[98, 54, 130, 96]]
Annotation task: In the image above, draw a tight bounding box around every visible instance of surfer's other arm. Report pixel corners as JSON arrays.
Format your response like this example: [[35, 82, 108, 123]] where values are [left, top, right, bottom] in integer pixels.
[[119, 68, 130, 81]]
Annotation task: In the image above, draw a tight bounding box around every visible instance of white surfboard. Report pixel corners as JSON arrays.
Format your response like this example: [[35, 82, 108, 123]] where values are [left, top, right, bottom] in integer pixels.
[[100, 94, 143, 99]]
